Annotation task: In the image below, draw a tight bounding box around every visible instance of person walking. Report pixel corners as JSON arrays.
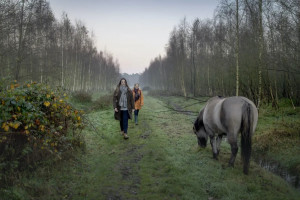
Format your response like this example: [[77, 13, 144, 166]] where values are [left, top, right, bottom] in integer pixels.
[[113, 78, 134, 139], [132, 83, 144, 125]]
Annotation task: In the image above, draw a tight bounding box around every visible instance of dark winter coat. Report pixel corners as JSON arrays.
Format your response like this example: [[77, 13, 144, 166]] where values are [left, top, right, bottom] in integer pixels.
[[113, 87, 134, 120]]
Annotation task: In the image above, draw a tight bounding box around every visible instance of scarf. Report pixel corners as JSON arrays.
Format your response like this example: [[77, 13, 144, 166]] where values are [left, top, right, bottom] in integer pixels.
[[119, 85, 128, 108], [134, 88, 140, 102]]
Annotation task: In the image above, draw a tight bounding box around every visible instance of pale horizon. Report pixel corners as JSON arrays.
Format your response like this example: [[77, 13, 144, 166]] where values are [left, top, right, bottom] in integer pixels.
[[49, 0, 218, 74]]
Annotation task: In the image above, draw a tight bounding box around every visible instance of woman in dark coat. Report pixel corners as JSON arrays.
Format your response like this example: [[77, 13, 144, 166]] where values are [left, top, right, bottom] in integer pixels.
[[113, 78, 134, 139]]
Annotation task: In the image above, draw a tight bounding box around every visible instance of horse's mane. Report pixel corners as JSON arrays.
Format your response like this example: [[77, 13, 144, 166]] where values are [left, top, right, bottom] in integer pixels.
[[194, 109, 204, 131]]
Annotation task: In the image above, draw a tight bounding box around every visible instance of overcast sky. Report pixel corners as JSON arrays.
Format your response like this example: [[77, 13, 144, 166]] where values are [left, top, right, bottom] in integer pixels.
[[48, 0, 219, 74]]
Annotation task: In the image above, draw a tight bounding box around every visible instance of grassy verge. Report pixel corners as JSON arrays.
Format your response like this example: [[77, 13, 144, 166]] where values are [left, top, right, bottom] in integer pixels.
[[253, 100, 300, 175]]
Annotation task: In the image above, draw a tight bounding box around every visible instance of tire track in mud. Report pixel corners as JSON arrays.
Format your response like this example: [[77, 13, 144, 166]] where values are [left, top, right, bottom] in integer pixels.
[[165, 100, 198, 123]]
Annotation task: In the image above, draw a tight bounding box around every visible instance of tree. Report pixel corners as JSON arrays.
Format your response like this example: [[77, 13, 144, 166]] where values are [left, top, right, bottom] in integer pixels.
[[235, 0, 240, 96], [257, 0, 263, 109]]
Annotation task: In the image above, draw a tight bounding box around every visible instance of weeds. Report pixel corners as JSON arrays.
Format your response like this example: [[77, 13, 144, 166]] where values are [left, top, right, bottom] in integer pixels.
[[92, 94, 112, 110], [71, 91, 92, 103], [253, 121, 300, 152]]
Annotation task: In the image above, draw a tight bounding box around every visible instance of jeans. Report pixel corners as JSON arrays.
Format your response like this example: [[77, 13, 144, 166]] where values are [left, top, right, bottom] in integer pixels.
[[120, 110, 129, 133], [134, 109, 139, 124]]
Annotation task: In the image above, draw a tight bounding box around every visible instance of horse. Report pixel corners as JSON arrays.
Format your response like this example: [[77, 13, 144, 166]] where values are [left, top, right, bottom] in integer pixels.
[[193, 96, 258, 174]]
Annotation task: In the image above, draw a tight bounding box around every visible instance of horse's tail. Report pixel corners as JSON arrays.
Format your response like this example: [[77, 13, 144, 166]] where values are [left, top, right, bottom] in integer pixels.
[[241, 102, 253, 175]]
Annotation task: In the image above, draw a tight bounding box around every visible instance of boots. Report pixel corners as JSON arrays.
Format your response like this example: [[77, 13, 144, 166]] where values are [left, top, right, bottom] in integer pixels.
[[124, 133, 129, 139]]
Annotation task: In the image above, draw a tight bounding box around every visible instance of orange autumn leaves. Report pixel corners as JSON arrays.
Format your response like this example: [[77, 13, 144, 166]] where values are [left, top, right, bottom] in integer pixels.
[[1, 121, 21, 132], [0, 82, 85, 151], [44, 101, 51, 107]]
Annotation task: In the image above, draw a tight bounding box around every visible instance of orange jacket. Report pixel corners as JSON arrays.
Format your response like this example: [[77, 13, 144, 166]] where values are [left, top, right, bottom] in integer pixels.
[[132, 89, 144, 110]]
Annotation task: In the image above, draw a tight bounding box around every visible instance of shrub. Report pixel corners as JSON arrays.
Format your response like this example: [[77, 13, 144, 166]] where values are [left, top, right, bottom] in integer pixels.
[[92, 94, 112, 110], [72, 91, 92, 103], [0, 82, 85, 186]]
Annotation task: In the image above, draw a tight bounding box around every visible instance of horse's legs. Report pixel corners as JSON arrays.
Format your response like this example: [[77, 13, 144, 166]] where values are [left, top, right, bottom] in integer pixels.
[[228, 142, 238, 167], [210, 136, 218, 160], [216, 135, 223, 156]]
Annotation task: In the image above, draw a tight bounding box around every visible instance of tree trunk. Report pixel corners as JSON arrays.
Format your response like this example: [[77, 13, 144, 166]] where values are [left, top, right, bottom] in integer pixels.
[[88, 55, 91, 91], [15, 0, 25, 81], [257, 0, 263, 109], [208, 63, 211, 96], [61, 33, 64, 87], [72, 46, 77, 91], [235, 0, 240, 96]]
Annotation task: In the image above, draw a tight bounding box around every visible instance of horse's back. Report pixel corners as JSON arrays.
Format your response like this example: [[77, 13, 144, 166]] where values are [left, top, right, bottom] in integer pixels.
[[203, 96, 227, 134], [223, 96, 258, 133], [204, 96, 258, 136], [221, 97, 245, 134]]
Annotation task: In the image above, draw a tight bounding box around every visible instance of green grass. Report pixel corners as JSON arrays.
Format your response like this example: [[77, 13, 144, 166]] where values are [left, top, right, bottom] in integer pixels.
[[1, 94, 299, 199], [253, 100, 300, 174]]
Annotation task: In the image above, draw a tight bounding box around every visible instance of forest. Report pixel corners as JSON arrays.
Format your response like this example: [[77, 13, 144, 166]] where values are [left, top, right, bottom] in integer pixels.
[[0, 0, 120, 91], [140, 0, 300, 108]]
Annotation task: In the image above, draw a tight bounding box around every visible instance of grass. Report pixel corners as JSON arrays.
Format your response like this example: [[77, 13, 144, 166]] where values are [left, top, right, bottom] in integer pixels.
[[1, 94, 299, 199], [253, 100, 300, 174]]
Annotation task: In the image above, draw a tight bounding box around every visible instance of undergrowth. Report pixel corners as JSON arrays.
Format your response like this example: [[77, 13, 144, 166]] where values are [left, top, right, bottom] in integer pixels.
[[0, 82, 85, 188], [71, 91, 92, 103], [253, 121, 300, 152], [91, 94, 112, 110]]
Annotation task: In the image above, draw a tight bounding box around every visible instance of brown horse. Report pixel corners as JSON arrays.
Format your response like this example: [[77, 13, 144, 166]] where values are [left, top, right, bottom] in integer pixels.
[[193, 96, 258, 174]]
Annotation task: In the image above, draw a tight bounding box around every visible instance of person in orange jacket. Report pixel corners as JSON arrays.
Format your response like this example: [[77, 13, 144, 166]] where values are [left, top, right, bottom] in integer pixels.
[[132, 83, 144, 125]]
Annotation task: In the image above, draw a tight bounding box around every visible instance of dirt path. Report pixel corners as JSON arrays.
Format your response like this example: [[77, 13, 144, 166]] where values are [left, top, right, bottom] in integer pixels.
[[96, 117, 152, 200], [109, 120, 152, 199], [101, 144, 144, 200]]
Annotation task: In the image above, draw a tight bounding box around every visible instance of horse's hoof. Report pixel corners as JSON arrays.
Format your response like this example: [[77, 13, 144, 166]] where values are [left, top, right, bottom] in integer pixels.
[[213, 154, 218, 160]]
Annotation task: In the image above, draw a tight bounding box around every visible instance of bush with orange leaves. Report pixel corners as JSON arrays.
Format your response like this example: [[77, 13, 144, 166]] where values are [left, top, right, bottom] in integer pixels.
[[0, 82, 85, 185]]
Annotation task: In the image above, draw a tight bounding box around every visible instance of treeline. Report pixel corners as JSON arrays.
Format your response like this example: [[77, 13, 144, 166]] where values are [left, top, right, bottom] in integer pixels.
[[0, 0, 119, 91], [140, 0, 300, 106]]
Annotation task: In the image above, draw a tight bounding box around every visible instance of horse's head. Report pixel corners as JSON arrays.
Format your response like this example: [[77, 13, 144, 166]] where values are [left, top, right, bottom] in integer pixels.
[[193, 109, 207, 148]]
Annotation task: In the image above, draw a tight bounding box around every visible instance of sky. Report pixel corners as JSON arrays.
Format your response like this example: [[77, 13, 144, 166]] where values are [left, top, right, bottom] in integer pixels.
[[48, 0, 219, 74]]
